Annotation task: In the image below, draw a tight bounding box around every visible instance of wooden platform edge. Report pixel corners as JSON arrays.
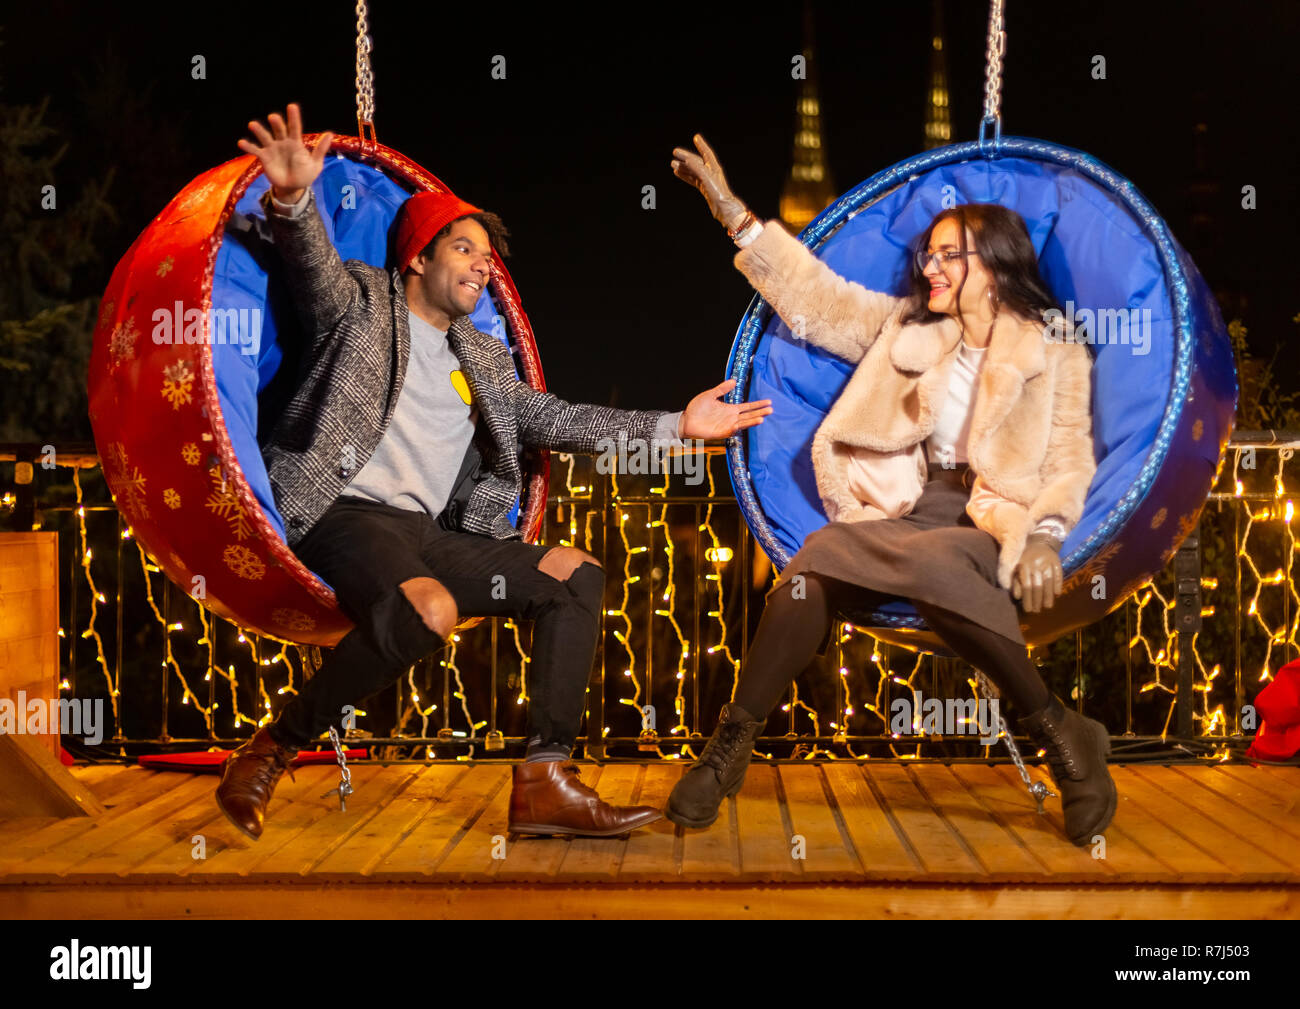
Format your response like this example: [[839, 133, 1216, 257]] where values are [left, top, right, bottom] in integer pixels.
[[2, 881, 1298, 920], [0, 735, 105, 819]]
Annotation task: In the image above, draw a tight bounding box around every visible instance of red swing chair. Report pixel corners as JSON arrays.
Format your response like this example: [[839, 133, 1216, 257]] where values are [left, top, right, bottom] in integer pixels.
[[88, 128, 549, 648]]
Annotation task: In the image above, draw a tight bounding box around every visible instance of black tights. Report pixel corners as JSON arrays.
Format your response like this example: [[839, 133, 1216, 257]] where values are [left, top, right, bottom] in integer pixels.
[[732, 572, 1050, 721]]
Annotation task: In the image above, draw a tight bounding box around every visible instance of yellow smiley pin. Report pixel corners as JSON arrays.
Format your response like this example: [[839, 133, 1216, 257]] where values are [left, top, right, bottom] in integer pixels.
[[449, 369, 473, 406]]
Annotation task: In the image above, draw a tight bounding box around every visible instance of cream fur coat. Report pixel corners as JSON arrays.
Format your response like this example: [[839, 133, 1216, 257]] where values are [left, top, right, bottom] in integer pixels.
[[735, 222, 1098, 591]]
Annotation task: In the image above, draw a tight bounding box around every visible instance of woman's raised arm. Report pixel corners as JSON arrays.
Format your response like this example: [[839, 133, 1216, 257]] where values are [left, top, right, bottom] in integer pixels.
[[672, 135, 902, 364]]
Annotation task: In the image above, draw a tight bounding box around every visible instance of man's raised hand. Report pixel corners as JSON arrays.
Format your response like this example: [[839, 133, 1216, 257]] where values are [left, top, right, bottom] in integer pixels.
[[680, 379, 773, 440], [236, 103, 333, 205]]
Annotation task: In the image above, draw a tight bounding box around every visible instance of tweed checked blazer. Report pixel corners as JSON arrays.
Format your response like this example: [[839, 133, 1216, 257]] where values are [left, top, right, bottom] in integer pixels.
[[255, 188, 668, 548]]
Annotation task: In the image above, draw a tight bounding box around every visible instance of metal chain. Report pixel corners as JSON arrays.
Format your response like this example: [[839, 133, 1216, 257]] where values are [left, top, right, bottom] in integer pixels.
[[321, 725, 354, 811], [973, 667, 1056, 814], [355, 0, 376, 141], [981, 0, 1007, 125], [978, 0, 1006, 154]]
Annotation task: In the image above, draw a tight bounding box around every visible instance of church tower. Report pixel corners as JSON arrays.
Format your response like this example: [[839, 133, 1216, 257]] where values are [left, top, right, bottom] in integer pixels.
[[779, 2, 836, 231], [924, 0, 953, 149]]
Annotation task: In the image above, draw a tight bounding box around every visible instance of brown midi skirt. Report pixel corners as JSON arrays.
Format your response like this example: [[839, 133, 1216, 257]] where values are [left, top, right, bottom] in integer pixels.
[[774, 463, 1027, 644]]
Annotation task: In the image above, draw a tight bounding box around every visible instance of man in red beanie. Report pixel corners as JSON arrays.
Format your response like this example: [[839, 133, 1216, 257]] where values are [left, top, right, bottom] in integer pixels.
[[216, 104, 772, 841]]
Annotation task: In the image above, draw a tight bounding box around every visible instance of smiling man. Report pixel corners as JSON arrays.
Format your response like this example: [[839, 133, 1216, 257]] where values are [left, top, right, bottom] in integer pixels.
[[215, 104, 772, 841]]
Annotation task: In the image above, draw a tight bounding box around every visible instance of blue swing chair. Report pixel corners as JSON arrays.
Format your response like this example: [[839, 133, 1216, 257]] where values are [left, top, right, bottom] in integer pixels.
[[726, 136, 1238, 654]]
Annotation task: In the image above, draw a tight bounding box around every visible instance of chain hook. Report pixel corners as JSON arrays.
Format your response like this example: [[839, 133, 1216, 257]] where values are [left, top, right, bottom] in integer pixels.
[[978, 116, 1003, 158]]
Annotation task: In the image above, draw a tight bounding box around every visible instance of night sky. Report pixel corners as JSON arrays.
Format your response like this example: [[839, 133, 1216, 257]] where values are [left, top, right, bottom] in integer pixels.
[[8, 0, 1297, 417]]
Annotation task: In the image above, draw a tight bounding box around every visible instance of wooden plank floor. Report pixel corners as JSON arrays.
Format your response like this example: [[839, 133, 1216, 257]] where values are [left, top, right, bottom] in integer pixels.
[[1, 760, 1297, 918]]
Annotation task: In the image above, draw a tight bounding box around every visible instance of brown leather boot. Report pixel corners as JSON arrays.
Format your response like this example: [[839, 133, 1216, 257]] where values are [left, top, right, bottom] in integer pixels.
[[215, 726, 299, 840], [508, 761, 662, 837]]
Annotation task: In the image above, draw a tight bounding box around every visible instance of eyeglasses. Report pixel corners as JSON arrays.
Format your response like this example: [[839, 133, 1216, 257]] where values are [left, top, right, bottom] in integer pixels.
[[915, 249, 979, 273]]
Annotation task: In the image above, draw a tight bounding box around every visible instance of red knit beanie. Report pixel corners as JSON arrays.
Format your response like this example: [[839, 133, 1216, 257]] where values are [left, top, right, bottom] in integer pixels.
[[395, 190, 484, 273]]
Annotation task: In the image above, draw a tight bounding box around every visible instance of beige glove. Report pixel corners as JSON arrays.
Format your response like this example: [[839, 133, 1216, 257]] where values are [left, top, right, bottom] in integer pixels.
[[671, 134, 750, 231], [1012, 533, 1064, 613]]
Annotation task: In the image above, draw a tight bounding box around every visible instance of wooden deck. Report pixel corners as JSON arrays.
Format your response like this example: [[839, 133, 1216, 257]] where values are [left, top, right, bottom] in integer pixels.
[[1, 760, 1298, 918]]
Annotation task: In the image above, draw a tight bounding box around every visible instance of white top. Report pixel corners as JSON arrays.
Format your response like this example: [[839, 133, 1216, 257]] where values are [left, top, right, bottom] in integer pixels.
[[925, 338, 988, 465], [836, 327, 1068, 540]]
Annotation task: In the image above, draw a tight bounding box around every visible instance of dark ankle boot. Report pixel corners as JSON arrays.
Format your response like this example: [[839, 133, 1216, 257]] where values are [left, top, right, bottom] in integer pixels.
[[215, 726, 300, 840], [665, 703, 764, 828], [1017, 694, 1117, 846]]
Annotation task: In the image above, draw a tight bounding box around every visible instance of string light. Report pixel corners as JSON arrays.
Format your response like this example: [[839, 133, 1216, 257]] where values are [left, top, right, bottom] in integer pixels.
[[71, 470, 117, 719], [133, 541, 210, 724], [1116, 445, 1295, 748], [605, 466, 647, 744], [51, 436, 1291, 760]]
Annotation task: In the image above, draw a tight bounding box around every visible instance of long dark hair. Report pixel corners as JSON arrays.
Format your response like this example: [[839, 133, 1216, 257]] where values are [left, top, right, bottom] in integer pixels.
[[899, 204, 1062, 332]]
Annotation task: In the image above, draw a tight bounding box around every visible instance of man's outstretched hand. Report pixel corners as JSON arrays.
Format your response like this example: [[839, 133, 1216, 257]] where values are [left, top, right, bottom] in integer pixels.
[[237, 103, 334, 205], [680, 379, 772, 440]]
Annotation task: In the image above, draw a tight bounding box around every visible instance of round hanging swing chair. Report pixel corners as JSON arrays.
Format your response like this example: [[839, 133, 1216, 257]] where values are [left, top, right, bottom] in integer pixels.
[[726, 135, 1239, 652], [87, 134, 550, 648]]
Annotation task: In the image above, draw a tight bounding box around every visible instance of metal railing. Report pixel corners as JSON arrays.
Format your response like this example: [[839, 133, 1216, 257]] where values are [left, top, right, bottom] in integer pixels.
[[2, 434, 1296, 761]]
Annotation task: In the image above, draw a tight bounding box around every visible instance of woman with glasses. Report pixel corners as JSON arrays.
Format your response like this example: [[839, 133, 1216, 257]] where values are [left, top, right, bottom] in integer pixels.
[[664, 135, 1115, 846]]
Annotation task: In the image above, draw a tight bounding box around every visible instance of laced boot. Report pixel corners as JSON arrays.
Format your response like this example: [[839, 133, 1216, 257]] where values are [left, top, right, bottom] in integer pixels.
[[1018, 694, 1117, 845], [665, 703, 764, 828], [215, 726, 299, 840]]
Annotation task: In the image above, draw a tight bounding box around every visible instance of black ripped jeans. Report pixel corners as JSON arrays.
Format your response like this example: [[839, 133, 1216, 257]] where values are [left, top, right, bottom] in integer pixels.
[[269, 496, 603, 750]]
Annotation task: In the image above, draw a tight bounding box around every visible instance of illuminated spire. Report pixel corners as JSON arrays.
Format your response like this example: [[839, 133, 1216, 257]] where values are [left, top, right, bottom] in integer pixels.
[[780, 1, 835, 232], [924, 0, 952, 149]]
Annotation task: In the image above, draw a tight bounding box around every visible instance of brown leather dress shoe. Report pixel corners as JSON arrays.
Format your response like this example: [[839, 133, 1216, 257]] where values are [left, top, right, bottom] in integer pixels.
[[508, 760, 662, 837], [215, 726, 300, 841]]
